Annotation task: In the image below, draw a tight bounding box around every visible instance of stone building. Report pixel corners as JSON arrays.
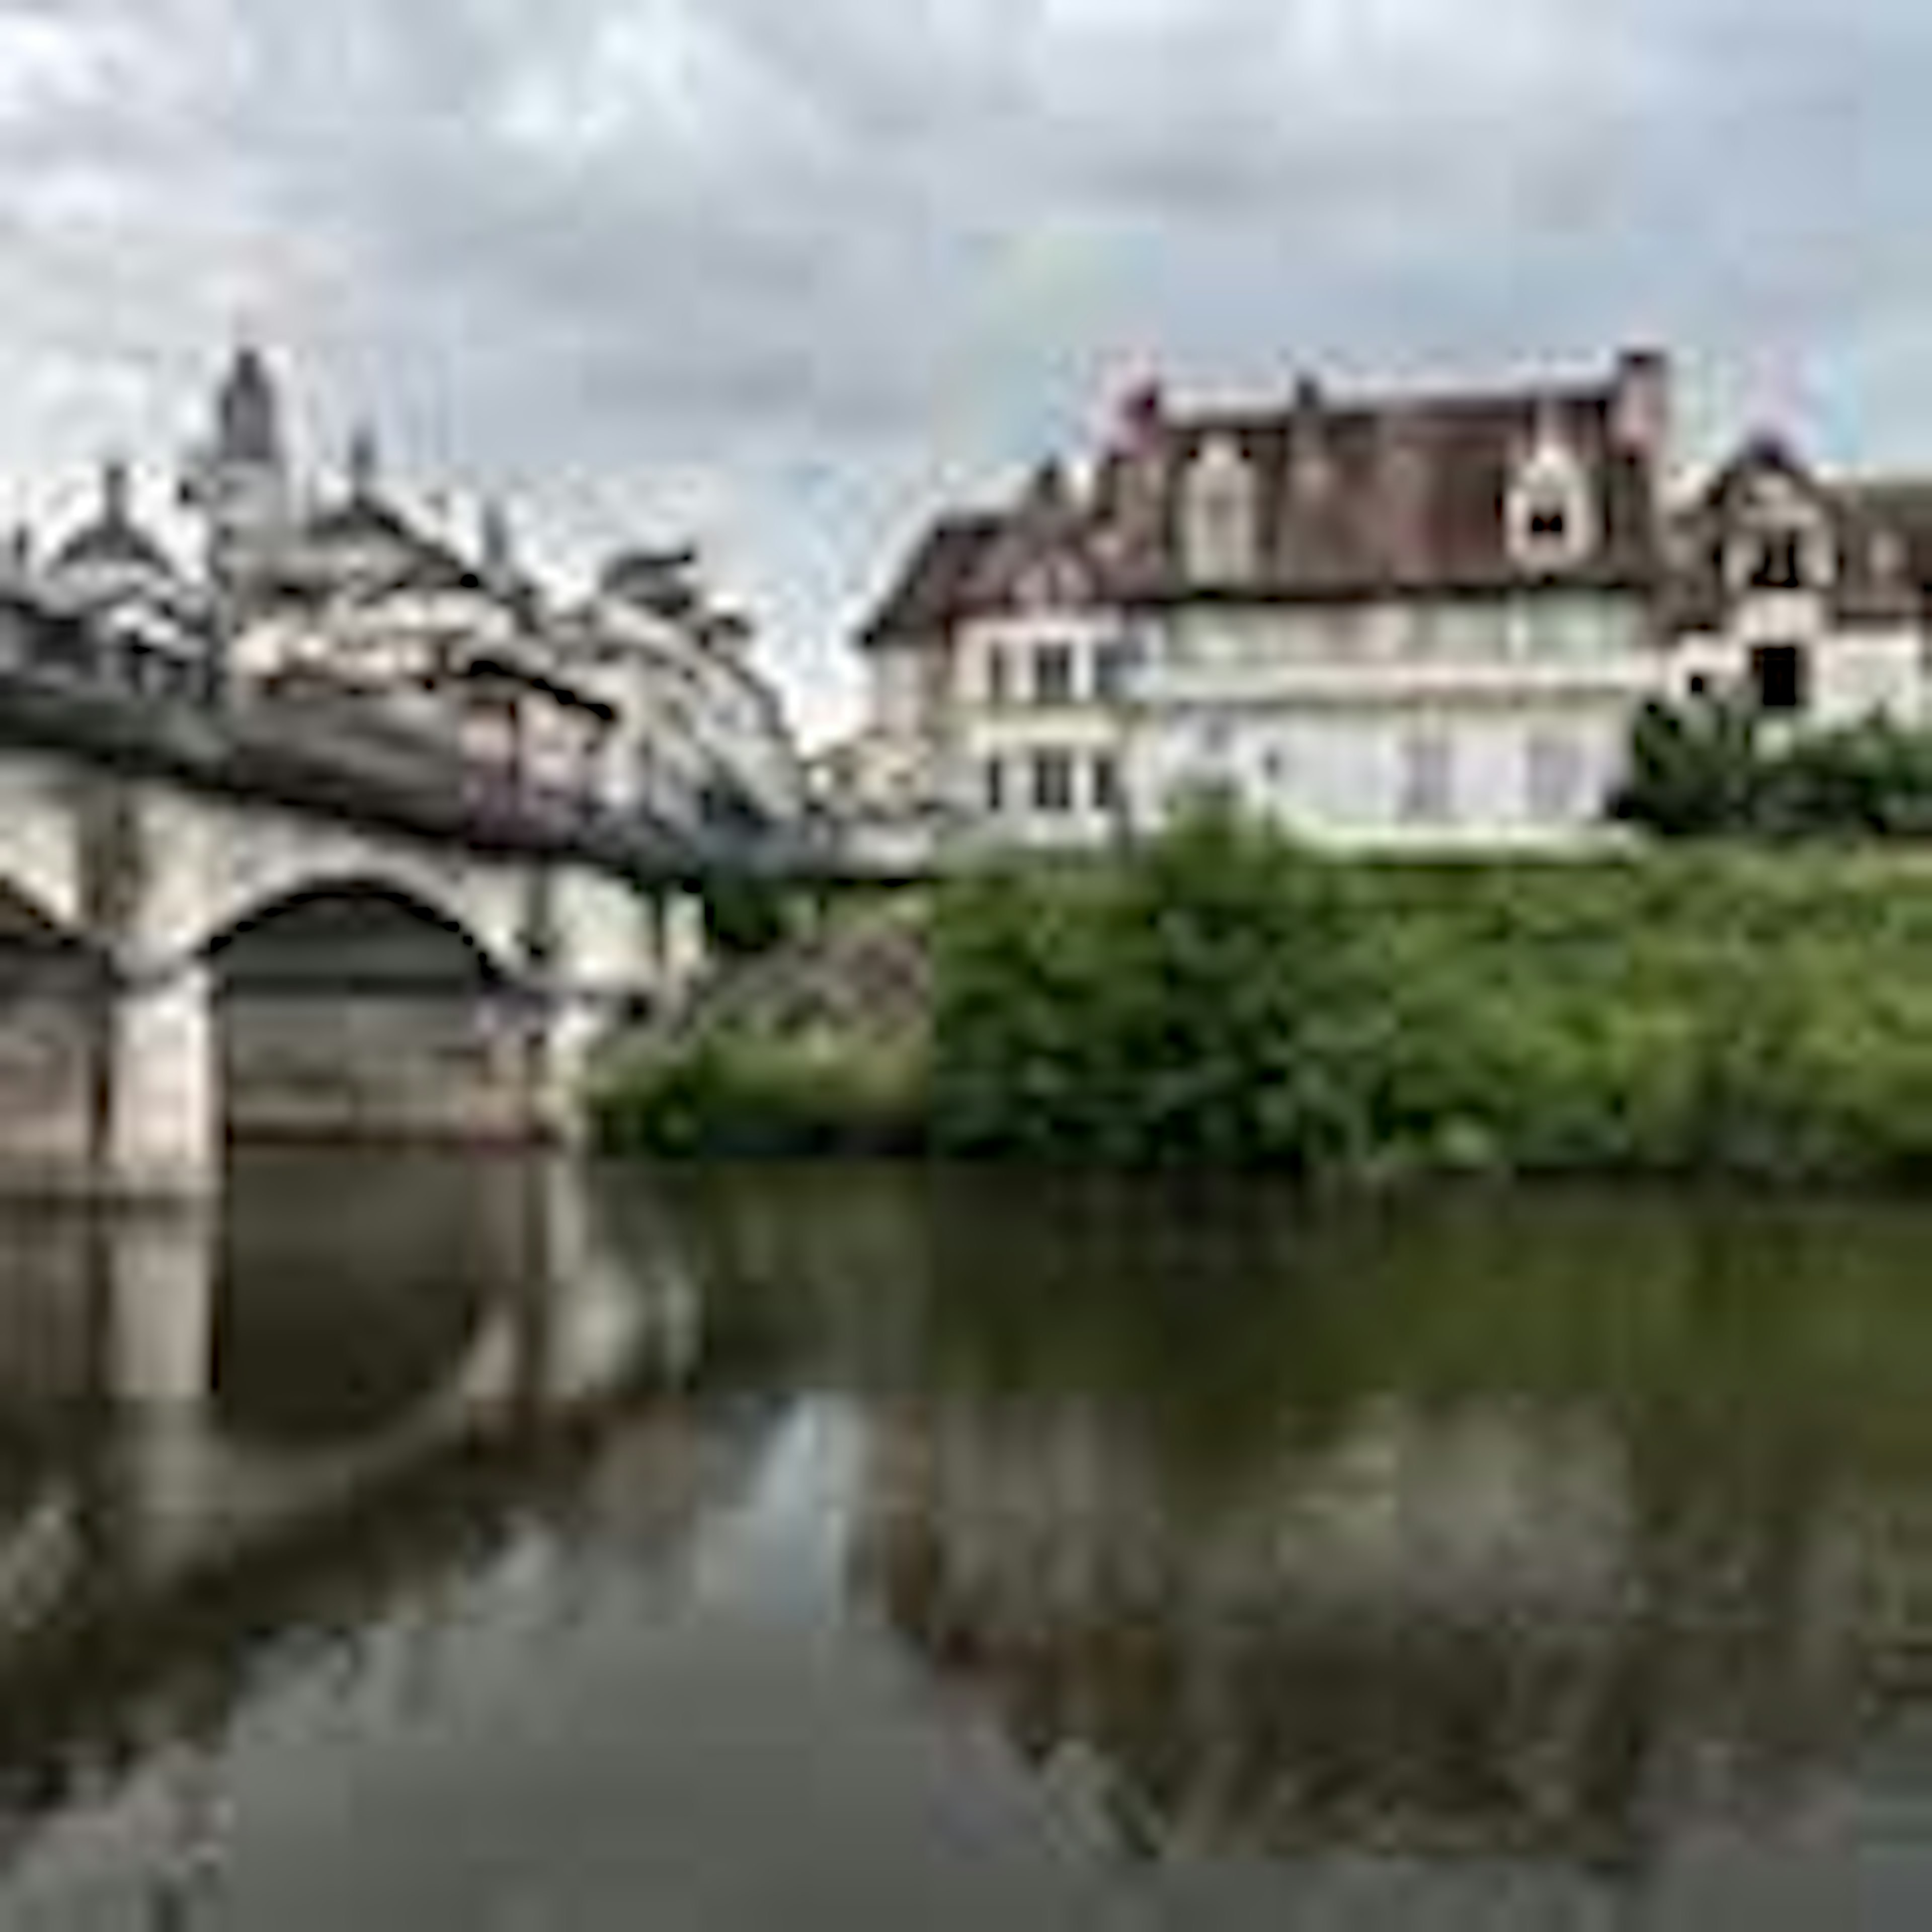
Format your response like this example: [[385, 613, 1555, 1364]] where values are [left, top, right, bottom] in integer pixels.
[[555, 545, 804, 834], [39, 458, 212, 699], [28, 346, 804, 839]]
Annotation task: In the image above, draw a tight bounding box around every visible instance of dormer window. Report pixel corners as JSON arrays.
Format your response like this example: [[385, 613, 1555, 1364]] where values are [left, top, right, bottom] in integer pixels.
[[1749, 533, 1806, 591], [1184, 435, 1258, 586], [1017, 554, 1087, 611], [1507, 414, 1593, 574], [1724, 468, 1835, 596]]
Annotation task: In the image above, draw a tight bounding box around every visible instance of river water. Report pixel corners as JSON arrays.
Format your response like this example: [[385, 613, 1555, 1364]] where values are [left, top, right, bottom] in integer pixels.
[[4, 1157, 1932, 1925]]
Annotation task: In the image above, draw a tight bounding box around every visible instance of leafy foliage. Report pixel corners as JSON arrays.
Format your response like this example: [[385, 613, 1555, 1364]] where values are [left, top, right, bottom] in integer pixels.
[[601, 806, 1932, 1182], [592, 1032, 926, 1158], [700, 876, 795, 958], [929, 804, 1383, 1169], [1614, 695, 1932, 838]]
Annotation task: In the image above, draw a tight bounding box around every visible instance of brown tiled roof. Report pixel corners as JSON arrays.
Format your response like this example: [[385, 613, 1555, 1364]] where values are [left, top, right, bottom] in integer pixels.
[[858, 513, 1005, 649], [1120, 378, 1663, 603], [859, 363, 1669, 650]]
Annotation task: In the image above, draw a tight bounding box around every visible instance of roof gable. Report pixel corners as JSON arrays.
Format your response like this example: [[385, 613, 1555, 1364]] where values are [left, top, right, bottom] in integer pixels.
[[858, 514, 1003, 649]]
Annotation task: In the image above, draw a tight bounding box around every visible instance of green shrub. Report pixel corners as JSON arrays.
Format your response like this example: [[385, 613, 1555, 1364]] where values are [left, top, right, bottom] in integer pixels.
[[929, 804, 1385, 1169], [599, 809, 1932, 1185], [701, 877, 795, 958], [1615, 694, 1932, 839], [592, 1033, 927, 1159]]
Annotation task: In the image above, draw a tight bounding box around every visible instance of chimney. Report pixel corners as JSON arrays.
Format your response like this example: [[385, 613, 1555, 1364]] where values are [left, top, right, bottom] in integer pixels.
[[1114, 376, 1165, 452], [1612, 348, 1672, 464], [1102, 374, 1169, 569]]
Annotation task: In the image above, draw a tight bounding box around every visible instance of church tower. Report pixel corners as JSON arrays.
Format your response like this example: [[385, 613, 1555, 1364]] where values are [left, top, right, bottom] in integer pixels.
[[182, 344, 293, 616]]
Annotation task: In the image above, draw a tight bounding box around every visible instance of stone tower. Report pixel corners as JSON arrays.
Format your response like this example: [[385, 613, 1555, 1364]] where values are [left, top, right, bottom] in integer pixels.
[[182, 344, 293, 616]]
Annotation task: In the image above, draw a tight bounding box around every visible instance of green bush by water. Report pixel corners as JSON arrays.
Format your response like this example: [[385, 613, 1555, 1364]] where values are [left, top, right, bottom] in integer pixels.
[[593, 1032, 927, 1159], [597, 807, 1932, 1181]]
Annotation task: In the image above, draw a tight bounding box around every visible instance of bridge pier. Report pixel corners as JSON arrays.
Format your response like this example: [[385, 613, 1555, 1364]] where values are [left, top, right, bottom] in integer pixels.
[[656, 892, 708, 1003], [527, 996, 606, 1148], [103, 961, 219, 1199]]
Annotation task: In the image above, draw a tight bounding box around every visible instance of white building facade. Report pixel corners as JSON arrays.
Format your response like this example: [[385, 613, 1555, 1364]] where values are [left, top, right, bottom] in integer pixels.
[[853, 353, 1932, 854], [557, 548, 804, 835], [1665, 436, 1932, 731]]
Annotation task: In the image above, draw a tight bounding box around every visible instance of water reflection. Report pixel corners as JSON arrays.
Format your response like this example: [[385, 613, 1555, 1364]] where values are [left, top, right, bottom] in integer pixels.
[[0, 1151, 773, 1921], [661, 1172, 1932, 1892], [9, 1165, 1932, 1923]]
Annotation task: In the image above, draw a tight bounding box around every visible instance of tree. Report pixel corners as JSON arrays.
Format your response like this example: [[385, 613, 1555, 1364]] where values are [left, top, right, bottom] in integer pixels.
[[1611, 693, 1762, 837]]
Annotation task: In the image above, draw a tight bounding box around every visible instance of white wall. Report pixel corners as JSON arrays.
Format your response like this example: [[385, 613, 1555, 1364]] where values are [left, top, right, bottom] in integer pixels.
[[1129, 703, 1632, 849], [1672, 613, 1926, 729], [947, 608, 1131, 850], [868, 645, 930, 742], [1126, 595, 1655, 848]]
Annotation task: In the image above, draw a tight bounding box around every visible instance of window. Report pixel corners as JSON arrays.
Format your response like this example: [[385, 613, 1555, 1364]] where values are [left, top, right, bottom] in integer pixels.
[[1033, 643, 1075, 706], [1092, 640, 1128, 703], [983, 756, 1006, 814], [1508, 426, 1593, 572], [1091, 752, 1120, 814], [1525, 730, 1586, 823], [1751, 642, 1808, 715], [1031, 748, 1075, 814], [1398, 731, 1454, 825], [1750, 534, 1806, 591], [985, 645, 1010, 708]]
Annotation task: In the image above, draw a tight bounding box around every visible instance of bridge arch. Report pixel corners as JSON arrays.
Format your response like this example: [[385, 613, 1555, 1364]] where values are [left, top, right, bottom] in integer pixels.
[[203, 877, 523, 997], [207, 880, 539, 1148], [0, 879, 107, 1180], [169, 797, 531, 985], [0, 877, 98, 973]]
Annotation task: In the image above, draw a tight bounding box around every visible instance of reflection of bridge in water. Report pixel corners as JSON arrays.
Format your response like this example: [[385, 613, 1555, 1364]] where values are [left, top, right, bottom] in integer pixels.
[[0, 1154, 782, 1896]]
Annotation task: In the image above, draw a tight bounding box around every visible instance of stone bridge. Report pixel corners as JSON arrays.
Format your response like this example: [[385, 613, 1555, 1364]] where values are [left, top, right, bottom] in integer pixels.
[[0, 595, 833, 1195]]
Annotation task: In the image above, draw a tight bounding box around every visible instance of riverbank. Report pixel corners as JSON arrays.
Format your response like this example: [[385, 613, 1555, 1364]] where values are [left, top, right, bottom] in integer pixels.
[[593, 814, 1932, 1183]]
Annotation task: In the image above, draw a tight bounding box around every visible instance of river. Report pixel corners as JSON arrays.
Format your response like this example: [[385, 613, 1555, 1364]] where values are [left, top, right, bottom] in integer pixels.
[[2, 1156, 1932, 1925]]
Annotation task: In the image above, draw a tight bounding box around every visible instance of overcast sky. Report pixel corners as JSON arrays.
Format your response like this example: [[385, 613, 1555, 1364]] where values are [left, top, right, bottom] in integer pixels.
[[0, 0, 1913, 739]]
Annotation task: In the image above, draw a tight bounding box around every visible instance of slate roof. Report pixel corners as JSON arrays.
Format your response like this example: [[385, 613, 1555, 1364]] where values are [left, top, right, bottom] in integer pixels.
[[1667, 437, 1931, 631], [48, 515, 175, 581], [857, 513, 1005, 649], [1117, 379, 1662, 604], [454, 655, 617, 723], [48, 462, 178, 583], [857, 361, 1669, 649], [593, 547, 707, 628]]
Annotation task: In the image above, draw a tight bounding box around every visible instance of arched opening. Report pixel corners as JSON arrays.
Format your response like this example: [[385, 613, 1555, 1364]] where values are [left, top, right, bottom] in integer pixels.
[[0, 884, 106, 1180], [207, 880, 536, 1147]]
